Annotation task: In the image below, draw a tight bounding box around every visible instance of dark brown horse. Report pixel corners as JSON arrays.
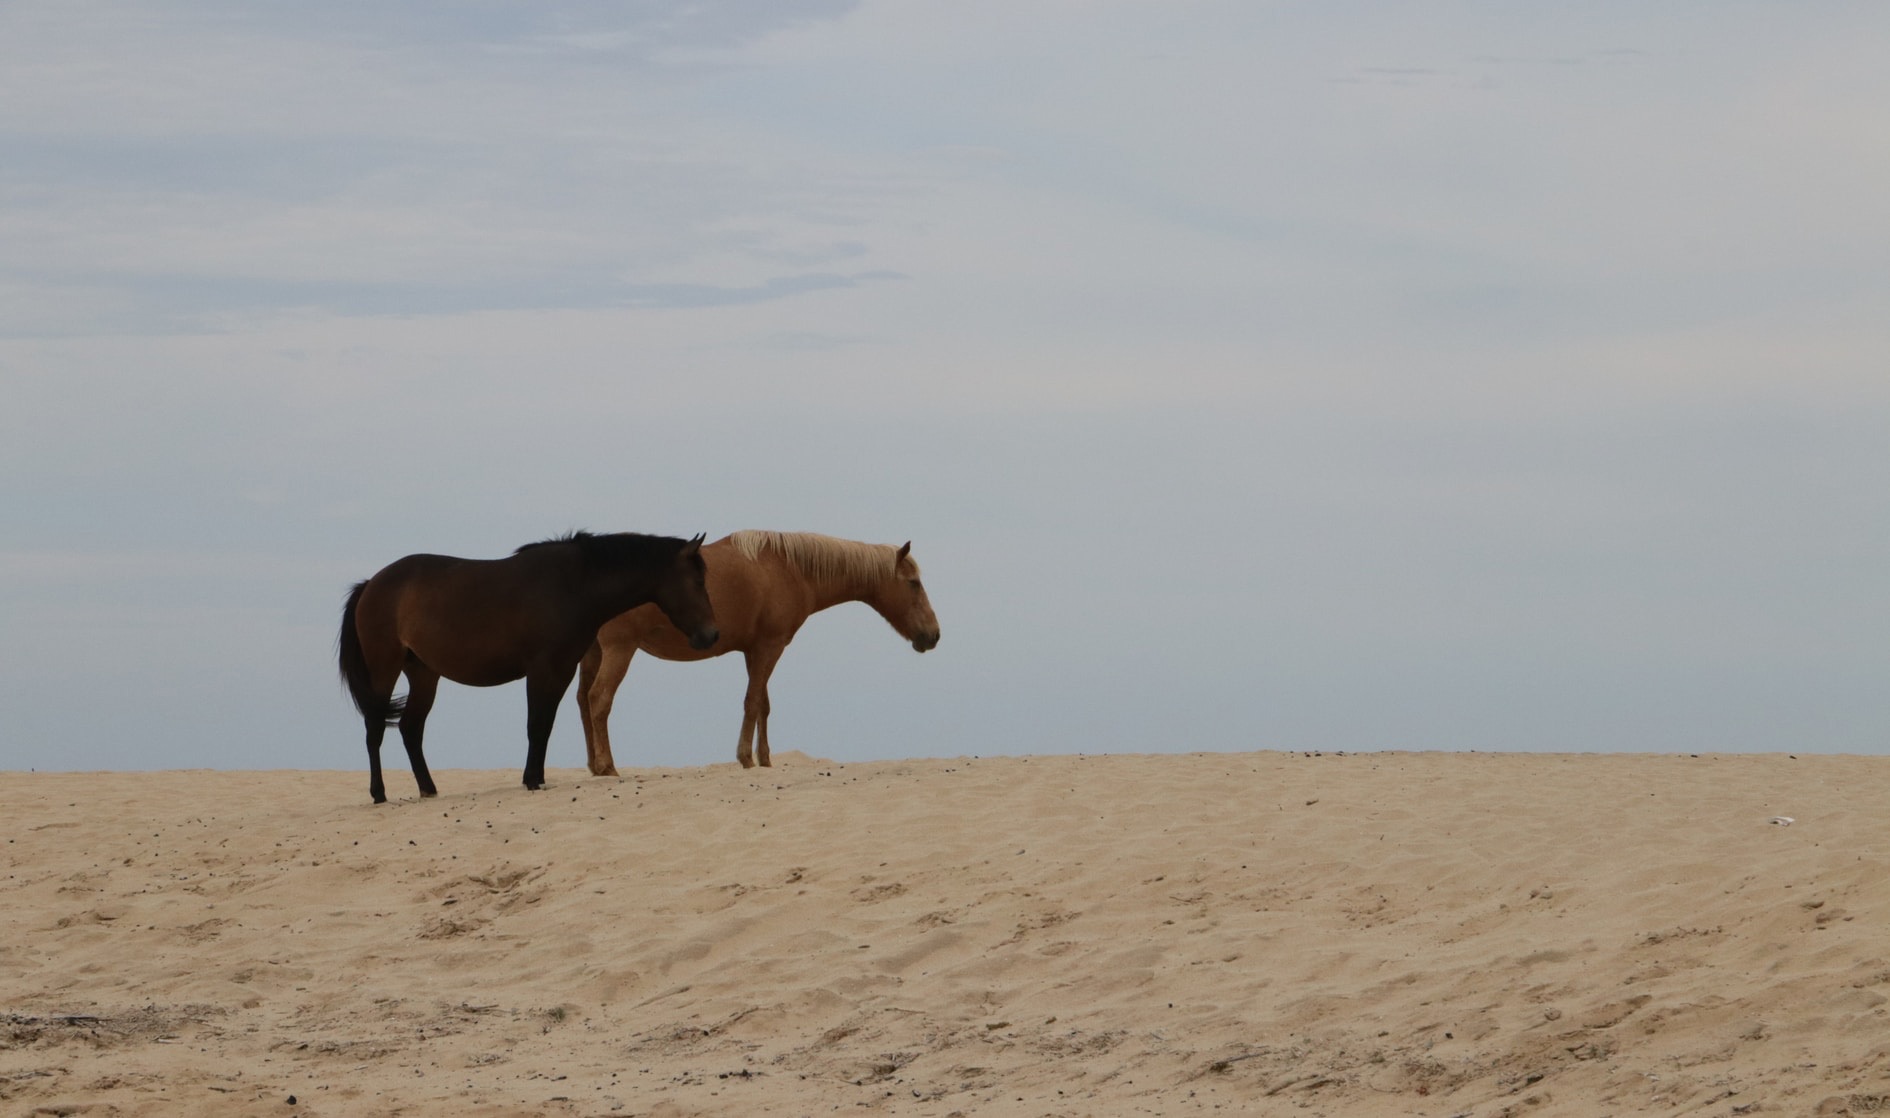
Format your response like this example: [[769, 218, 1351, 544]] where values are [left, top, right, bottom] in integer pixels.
[[339, 531, 718, 803], [576, 531, 939, 772]]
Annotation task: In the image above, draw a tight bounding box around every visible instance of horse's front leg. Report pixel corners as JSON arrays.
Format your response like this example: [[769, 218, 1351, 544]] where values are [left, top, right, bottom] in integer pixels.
[[522, 667, 576, 790]]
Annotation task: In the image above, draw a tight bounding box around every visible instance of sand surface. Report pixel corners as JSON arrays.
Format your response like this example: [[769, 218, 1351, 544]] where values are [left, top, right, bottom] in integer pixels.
[[3, 751, 1887, 1117]]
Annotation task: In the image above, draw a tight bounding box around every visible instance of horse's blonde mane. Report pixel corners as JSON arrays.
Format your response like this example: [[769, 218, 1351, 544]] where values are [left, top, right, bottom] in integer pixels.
[[727, 531, 912, 585]]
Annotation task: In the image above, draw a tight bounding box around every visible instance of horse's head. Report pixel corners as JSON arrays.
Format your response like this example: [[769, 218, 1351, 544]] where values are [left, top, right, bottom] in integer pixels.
[[871, 542, 940, 653], [653, 533, 719, 651]]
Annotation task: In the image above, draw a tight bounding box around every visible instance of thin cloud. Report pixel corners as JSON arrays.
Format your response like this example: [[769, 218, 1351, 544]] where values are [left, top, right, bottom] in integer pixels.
[[0, 268, 908, 336], [620, 271, 905, 311]]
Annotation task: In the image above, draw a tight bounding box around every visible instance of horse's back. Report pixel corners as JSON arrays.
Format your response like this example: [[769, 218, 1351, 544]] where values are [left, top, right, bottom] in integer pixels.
[[362, 551, 481, 587], [366, 549, 579, 605], [356, 550, 580, 685], [357, 552, 484, 619]]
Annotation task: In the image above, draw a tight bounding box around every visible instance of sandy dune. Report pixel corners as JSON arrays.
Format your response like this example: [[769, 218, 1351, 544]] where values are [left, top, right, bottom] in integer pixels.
[[3, 751, 1887, 1116]]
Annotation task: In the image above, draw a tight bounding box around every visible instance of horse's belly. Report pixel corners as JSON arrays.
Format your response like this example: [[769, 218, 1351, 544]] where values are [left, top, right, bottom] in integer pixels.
[[638, 628, 721, 661], [404, 640, 530, 687], [441, 664, 527, 688]]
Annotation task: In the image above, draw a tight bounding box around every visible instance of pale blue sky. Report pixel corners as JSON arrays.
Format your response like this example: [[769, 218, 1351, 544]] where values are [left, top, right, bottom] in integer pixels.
[[2, 1, 1885, 775]]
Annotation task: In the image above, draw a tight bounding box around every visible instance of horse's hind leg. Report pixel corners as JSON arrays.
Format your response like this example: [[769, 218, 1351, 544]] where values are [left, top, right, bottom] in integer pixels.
[[398, 658, 442, 798], [576, 643, 602, 771], [522, 667, 576, 790], [739, 644, 785, 768], [755, 689, 773, 769], [365, 717, 391, 804], [357, 640, 406, 805], [579, 641, 636, 777]]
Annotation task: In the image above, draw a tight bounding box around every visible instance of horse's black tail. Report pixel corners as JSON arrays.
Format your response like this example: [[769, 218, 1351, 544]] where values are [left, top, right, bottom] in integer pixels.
[[338, 580, 405, 726]]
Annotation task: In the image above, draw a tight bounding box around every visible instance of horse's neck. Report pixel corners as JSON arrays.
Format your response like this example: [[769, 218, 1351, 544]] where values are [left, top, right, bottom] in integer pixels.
[[788, 561, 883, 614], [591, 564, 666, 619]]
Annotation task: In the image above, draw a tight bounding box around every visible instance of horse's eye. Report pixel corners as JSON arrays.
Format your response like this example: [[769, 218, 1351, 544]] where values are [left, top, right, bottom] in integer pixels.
[[908, 579, 922, 590]]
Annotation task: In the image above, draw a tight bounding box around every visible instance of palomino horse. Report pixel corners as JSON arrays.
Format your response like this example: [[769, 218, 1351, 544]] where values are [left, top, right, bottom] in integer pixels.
[[576, 531, 940, 772], [339, 531, 718, 803]]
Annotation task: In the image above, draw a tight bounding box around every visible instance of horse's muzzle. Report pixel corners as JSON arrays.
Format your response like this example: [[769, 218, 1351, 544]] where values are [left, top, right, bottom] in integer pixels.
[[688, 626, 721, 651], [912, 630, 940, 653]]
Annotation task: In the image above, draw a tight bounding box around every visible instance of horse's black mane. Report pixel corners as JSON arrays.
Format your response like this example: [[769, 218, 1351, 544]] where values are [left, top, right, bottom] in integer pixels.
[[514, 530, 683, 565]]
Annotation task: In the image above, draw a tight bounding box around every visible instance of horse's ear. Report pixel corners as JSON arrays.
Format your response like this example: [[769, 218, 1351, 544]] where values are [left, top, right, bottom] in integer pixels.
[[683, 533, 705, 557], [896, 541, 911, 562]]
